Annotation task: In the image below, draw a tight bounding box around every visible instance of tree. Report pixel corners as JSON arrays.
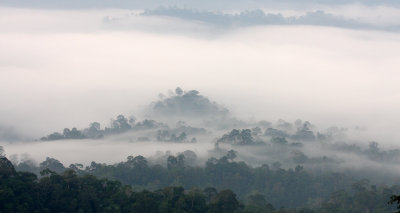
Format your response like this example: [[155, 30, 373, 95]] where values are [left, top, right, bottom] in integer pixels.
[[0, 156, 16, 177], [218, 129, 255, 145], [209, 190, 240, 213], [63, 128, 71, 137], [203, 187, 218, 203], [113, 115, 131, 130], [167, 156, 178, 170], [389, 195, 400, 213], [175, 87, 183, 96], [130, 155, 148, 169], [39, 157, 65, 173], [0, 146, 4, 157], [69, 127, 85, 139], [187, 189, 208, 213], [177, 154, 185, 168], [246, 193, 275, 213], [226, 150, 237, 161], [271, 137, 288, 145], [177, 132, 187, 142], [45, 132, 64, 140], [86, 122, 103, 138], [181, 150, 197, 166]]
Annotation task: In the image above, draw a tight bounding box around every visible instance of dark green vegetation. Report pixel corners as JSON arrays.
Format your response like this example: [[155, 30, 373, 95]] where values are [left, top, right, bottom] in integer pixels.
[[11, 152, 400, 213], [7, 88, 400, 212], [389, 195, 400, 213], [1, 156, 248, 213]]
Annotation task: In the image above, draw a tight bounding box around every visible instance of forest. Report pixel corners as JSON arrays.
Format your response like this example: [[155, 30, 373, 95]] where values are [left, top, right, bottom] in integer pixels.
[[3, 88, 400, 212], [2, 152, 400, 213], [2, 0, 400, 209]]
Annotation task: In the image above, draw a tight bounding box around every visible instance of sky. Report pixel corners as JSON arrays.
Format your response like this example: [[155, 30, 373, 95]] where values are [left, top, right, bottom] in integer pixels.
[[1, 0, 400, 10], [0, 2, 400, 146]]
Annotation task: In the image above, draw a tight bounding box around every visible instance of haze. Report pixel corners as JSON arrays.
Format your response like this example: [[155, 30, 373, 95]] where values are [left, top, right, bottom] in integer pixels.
[[0, 3, 400, 166], [2, 2, 400, 212]]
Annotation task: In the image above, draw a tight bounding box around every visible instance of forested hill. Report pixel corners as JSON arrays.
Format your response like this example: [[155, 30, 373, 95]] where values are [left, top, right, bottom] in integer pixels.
[[5, 88, 400, 212]]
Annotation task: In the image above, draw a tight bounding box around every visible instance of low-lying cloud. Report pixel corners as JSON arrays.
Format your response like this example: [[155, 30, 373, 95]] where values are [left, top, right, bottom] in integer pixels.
[[138, 7, 400, 31], [0, 6, 399, 144]]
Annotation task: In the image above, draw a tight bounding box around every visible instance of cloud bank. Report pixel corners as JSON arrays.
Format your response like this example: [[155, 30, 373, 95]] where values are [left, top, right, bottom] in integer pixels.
[[0, 7, 399, 144], [139, 7, 400, 31]]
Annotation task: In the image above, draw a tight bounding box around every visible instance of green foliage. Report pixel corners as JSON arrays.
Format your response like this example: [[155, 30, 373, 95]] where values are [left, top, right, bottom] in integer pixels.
[[0, 157, 239, 213], [389, 195, 400, 213], [10, 152, 400, 212], [218, 129, 256, 145]]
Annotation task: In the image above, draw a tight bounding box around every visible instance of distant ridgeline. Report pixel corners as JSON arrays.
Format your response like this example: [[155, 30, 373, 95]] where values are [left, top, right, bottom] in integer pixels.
[[37, 89, 400, 181], [40, 87, 336, 145], [37, 88, 400, 172], [40, 115, 206, 142], [216, 122, 315, 146], [40, 87, 229, 141], [140, 8, 384, 30]]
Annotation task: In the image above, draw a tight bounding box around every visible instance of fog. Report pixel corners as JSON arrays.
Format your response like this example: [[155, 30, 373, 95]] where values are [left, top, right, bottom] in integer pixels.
[[1, 9, 399, 136], [139, 7, 400, 31], [1, 0, 400, 10], [2, 140, 213, 166], [0, 5, 400, 175]]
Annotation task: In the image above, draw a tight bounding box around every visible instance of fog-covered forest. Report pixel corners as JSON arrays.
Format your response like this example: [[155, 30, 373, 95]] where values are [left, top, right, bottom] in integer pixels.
[[1, 88, 400, 212], [2, 0, 400, 212]]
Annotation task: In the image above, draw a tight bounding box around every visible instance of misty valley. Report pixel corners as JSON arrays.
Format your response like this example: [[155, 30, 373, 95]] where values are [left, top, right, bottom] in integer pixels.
[[2, 0, 400, 211], [2, 88, 400, 212]]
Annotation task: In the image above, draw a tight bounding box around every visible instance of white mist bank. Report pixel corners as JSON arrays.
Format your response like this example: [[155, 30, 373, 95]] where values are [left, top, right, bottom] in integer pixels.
[[0, 7, 399, 144], [0, 140, 214, 166]]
